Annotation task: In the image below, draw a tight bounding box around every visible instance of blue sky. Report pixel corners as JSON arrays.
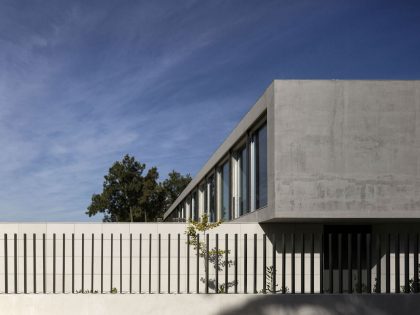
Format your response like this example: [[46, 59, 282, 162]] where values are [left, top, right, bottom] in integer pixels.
[[0, 0, 419, 221]]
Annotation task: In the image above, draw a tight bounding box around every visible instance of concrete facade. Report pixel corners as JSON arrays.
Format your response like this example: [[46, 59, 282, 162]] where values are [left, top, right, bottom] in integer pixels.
[[271, 80, 420, 222], [165, 80, 420, 223]]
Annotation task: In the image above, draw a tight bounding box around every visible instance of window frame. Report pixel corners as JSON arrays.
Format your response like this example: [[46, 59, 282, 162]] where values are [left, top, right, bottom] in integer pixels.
[[218, 155, 231, 222]]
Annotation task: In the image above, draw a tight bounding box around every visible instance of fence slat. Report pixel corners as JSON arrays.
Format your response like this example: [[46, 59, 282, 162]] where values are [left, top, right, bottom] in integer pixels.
[[42, 234, 46, 293], [234, 234, 238, 294], [291, 233, 295, 294], [215, 234, 219, 293], [386, 234, 390, 293], [34, 234, 37, 294], [329, 233, 333, 293], [197, 234, 200, 294], [225, 234, 228, 294], [244, 234, 247, 294], [24, 234, 27, 294], [129, 234, 132, 294], [14, 234, 17, 294], [348, 233, 352, 293], [272, 234, 276, 294], [149, 234, 152, 294], [405, 234, 409, 293], [82, 234, 84, 292], [367, 233, 371, 293], [101, 234, 103, 294], [168, 234, 171, 294], [310, 233, 314, 294], [262, 234, 266, 294], [71, 233, 74, 293], [139, 234, 142, 294], [415, 234, 419, 293], [357, 233, 361, 294], [158, 234, 161, 294], [53, 234, 56, 294], [5, 234, 8, 294], [120, 234, 122, 294], [63, 234, 65, 293], [320, 233, 323, 294], [187, 234, 190, 294], [376, 234, 381, 293], [254, 234, 257, 294], [282, 233, 286, 294], [177, 234, 180, 294], [301, 233, 305, 294], [92, 234, 94, 293], [205, 234, 209, 294], [338, 233, 342, 294], [395, 234, 400, 293], [110, 234, 113, 293]]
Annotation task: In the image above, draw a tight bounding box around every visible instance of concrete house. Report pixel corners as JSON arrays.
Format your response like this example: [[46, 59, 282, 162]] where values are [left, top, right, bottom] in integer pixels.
[[164, 80, 420, 223], [2, 81, 420, 304], [164, 80, 420, 293]]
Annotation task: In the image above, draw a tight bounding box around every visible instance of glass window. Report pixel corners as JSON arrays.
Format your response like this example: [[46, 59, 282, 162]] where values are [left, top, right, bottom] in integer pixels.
[[204, 183, 208, 216], [192, 191, 198, 221], [208, 175, 216, 222], [199, 183, 205, 219], [255, 123, 267, 209], [238, 146, 248, 216], [221, 161, 230, 221], [188, 198, 192, 220], [181, 203, 185, 220], [251, 124, 268, 211]]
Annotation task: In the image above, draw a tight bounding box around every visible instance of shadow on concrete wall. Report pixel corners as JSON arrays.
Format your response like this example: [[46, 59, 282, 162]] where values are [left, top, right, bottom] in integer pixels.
[[215, 294, 420, 315]]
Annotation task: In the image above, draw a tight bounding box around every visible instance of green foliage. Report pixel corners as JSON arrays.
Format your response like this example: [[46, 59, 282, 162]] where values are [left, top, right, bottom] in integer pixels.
[[162, 171, 192, 211], [400, 263, 420, 293], [186, 213, 223, 260], [185, 214, 236, 293], [111, 288, 118, 294], [354, 281, 368, 293], [75, 289, 99, 294], [86, 154, 191, 222], [262, 266, 289, 293]]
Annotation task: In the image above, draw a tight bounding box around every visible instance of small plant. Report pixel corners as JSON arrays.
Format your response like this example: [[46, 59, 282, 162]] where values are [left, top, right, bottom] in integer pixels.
[[186, 214, 236, 292], [110, 287, 118, 294], [387, 263, 420, 293], [260, 265, 289, 293], [372, 277, 379, 293], [356, 282, 368, 293], [400, 264, 420, 293], [75, 289, 99, 294]]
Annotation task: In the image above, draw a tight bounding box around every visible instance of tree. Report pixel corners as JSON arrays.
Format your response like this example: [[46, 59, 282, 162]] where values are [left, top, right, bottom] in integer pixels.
[[138, 166, 165, 222], [86, 155, 191, 222], [161, 170, 192, 211], [86, 155, 159, 222]]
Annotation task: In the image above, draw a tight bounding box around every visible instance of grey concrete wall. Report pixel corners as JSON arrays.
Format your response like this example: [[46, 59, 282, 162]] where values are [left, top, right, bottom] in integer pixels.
[[272, 80, 420, 220], [1, 294, 420, 315]]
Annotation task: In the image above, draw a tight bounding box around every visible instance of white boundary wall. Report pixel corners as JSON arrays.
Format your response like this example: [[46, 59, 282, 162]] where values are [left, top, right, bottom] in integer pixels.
[[0, 223, 289, 294], [1, 222, 417, 294]]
